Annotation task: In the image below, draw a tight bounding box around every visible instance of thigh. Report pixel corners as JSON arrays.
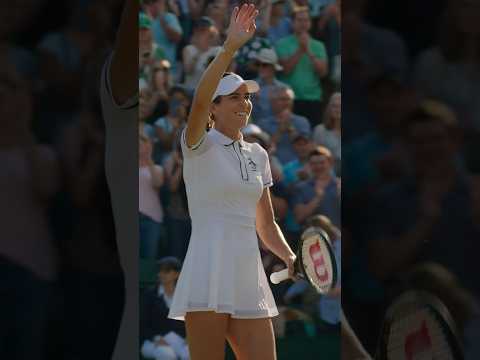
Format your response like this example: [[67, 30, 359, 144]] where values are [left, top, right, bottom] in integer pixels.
[[226, 317, 276, 360], [184, 311, 229, 360]]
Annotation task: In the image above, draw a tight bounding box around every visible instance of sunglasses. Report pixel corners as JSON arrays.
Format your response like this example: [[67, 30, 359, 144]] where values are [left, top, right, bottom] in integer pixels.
[[255, 62, 273, 68]]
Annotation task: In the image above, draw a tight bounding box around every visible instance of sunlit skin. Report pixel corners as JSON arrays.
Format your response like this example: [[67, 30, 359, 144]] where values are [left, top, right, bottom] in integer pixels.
[[210, 83, 253, 140]]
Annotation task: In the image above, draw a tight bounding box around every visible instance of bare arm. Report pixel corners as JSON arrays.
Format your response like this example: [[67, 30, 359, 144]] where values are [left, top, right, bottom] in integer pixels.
[[279, 47, 305, 75], [185, 4, 259, 147], [158, 15, 182, 43], [307, 51, 328, 77], [256, 188, 296, 270], [110, 0, 138, 105]]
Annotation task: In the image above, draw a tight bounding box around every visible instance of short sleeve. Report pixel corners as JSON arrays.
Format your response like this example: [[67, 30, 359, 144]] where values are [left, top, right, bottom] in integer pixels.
[[312, 40, 327, 61], [180, 127, 211, 158], [260, 146, 273, 188], [165, 13, 183, 35], [101, 52, 139, 110]]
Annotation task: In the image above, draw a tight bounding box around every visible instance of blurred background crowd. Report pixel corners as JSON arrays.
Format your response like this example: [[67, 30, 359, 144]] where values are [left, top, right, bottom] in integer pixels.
[[342, 0, 480, 358], [137, 0, 341, 358], [1, 0, 128, 359], [2, 0, 480, 359]]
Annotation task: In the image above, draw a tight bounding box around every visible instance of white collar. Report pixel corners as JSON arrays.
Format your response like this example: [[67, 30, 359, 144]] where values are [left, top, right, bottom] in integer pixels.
[[210, 128, 246, 147]]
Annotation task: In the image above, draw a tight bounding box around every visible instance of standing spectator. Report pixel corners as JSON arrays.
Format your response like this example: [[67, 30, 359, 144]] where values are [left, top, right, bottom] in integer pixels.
[[292, 146, 341, 227], [251, 48, 289, 123], [314, 0, 341, 88], [313, 91, 341, 174], [275, 6, 328, 125], [145, 0, 183, 81], [139, 133, 165, 259], [182, 16, 221, 93], [141, 257, 189, 360], [258, 84, 311, 164]]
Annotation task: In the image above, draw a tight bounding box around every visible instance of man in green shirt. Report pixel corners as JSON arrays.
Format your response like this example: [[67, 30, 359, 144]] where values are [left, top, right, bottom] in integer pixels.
[[275, 6, 328, 126]]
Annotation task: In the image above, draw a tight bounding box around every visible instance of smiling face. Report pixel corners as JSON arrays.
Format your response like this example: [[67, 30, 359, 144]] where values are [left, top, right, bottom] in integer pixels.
[[211, 83, 253, 132], [309, 154, 333, 178]]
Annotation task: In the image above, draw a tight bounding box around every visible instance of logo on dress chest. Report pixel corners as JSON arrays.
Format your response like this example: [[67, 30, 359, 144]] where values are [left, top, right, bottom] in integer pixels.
[[247, 157, 257, 171]]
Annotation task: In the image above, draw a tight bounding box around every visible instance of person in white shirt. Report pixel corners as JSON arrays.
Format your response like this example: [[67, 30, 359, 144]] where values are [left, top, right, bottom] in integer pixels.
[[168, 4, 296, 360]]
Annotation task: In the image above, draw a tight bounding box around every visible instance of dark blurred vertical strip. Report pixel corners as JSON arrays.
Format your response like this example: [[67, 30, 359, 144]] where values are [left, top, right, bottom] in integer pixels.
[[0, 0, 138, 359], [342, 0, 480, 358]]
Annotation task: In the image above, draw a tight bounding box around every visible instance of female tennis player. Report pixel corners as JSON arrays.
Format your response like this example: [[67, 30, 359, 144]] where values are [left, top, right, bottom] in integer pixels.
[[168, 4, 296, 360]]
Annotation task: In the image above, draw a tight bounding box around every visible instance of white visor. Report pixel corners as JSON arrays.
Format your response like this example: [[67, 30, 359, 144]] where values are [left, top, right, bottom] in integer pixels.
[[212, 73, 259, 101]]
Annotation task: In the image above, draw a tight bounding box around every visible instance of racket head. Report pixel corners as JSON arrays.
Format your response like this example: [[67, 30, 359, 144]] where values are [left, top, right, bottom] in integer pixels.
[[376, 290, 464, 360], [298, 226, 338, 294]]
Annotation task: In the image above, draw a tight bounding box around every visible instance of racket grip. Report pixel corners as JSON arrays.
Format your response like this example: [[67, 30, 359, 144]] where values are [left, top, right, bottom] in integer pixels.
[[270, 269, 289, 284]]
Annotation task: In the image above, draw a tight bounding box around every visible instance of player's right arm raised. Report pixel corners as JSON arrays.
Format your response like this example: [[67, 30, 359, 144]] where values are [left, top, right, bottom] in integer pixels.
[[185, 4, 258, 147]]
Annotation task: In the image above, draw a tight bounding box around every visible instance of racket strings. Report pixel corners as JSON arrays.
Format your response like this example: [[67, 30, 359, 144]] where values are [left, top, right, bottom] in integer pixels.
[[301, 235, 334, 292], [386, 306, 455, 360]]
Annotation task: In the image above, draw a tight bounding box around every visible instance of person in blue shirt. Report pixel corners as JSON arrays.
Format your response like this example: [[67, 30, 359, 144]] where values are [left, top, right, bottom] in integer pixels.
[[257, 84, 311, 164], [144, 0, 183, 80], [291, 146, 340, 227], [251, 48, 290, 123]]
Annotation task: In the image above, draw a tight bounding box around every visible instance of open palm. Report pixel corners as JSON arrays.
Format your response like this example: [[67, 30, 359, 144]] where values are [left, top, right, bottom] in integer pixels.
[[225, 4, 259, 52]]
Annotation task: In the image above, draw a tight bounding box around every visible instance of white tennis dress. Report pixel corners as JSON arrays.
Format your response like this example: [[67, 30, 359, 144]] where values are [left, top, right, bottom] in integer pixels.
[[168, 128, 279, 320]]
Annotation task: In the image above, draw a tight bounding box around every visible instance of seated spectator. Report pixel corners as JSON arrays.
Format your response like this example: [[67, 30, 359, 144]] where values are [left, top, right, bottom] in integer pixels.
[[292, 146, 340, 227], [139, 12, 166, 83], [141, 257, 189, 360], [139, 133, 165, 259], [182, 16, 222, 93], [251, 48, 290, 123], [313, 92, 341, 174], [275, 6, 328, 126], [258, 84, 311, 164]]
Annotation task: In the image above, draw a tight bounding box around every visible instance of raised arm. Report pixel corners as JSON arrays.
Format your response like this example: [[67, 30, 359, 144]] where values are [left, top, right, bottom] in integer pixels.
[[185, 4, 258, 147], [110, 0, 138, 106]]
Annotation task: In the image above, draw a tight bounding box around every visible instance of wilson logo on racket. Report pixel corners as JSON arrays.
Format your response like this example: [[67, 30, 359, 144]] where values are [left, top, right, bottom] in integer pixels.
[[309, 242, 329, 282], [404, 320, 432, 360]]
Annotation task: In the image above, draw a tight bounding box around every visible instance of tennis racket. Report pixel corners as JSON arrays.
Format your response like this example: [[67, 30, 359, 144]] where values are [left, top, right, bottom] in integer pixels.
[[376, 290, 464, 360], [269, 226, 338, 294]]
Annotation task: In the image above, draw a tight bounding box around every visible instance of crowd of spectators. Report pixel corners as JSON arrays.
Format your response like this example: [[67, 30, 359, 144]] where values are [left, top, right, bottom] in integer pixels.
[[138, 0, 342, 358], [1, 1, 127, 359], [342, 0, 480, 357]]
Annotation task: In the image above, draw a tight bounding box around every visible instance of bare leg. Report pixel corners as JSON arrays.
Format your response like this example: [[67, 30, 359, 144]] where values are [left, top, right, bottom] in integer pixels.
[[226, 317, 276, 360], [185, 311, 229, 360]]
